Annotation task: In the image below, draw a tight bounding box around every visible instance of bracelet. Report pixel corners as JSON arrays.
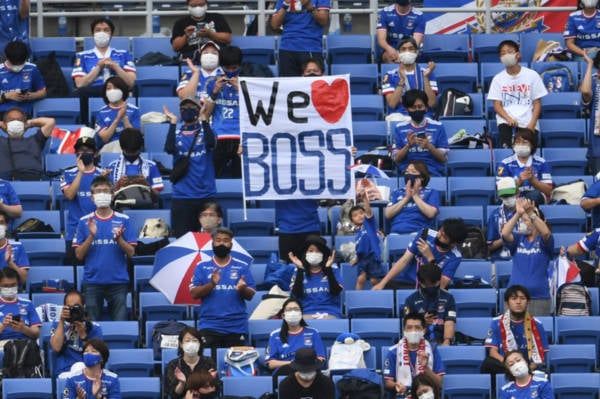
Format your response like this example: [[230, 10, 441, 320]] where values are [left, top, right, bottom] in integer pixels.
[[529, 213, 537, 222]]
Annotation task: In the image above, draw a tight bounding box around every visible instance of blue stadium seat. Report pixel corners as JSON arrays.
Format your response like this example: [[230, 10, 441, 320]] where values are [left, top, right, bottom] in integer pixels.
[[438, 92, 484, 120], [442, 120, 487, 141], [443, 373, 491, 399], [352, 121, 388, 151], [61, 66, 75, 93], [31, 292, 64, 308], [135, 65, 179, 97], [395, 289, 413, 317], [138, 96, 180, 115], [451, 260, 493, 288], [139, 291, 188, 321], [547, 343, 597, 373], [20, 238, 66, 266], [538, 205, 587, 232], [84, 36, 131, 52], [492, 148, 514, 174], [106, 348, 154, 377], [351, 94, 384, 121], [234, 236, 278, 263], [119, 376, 161, 399], [420, 34, 470, 63], [555, 316, 600, 356], [519, 32, 565, 62], [123, 209, 171, 238], [446, 149, 492, 177], [307, 319, 350, 348], [33, 98, 81, 124], [326, 34, 372, 64], [27, 265, 74, 294], [30, 37, 76, 67], [531, 61, 579, 92], [428, 176, 448, 205], [2, 378, 53, 399], [551, 372, 600, 399], [98, 320, 140, 348], [437, 346, 485, 373], [448, 176, 496, 206], [344, 290, 394, 318], [480, 62, 528, 93], [232, 35, 277, 65], [248, 319, 281, 347], [331, 63, 379, 94], [226, 208, 276, 236], [144, 320, 195, 358], [44, 153, 77, 177], [215, 179, 245, 221], [541, 147, 587, 176], [494, 260, 512, 289], [249, 263, 267, 287], [539, 118, 586, 148], [454, 316, 492, 345], [451, 288, 497, 317], [13, 210, 62, 238], [326, 344, 377, 373], [222, 376, 273, 397], [433, 62, 479, 93], [132, 37, 178, 61], [161, 348, 178, 376], [143, 123, 170, 153], [384, 233, 415, 264], [133, 264, 157, 294], [437, 205, 484, 229], [540, 92, 582, 119], [11, 180, 53, 210], [350, 318, 400, 369], [472, 33, 519, 63]]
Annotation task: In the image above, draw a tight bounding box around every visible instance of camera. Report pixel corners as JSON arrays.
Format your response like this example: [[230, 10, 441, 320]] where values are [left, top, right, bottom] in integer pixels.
[[68, 304, 85, 323], [12, 314, 20, 322]]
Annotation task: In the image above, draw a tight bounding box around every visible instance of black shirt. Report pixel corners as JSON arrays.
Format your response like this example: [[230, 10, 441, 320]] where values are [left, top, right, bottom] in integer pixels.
[[170, 13, 232, 60], [278, 372, 335, 399]]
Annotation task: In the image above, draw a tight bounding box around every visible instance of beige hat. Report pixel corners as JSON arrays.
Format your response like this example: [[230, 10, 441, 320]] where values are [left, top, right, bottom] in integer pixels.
[[497, 177, 517, 197]]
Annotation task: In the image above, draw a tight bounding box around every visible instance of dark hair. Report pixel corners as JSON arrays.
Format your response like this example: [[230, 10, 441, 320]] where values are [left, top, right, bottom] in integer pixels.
[[278, 298, 308, 344], [199, 201, 223, 218], [407, 160, 430, 187], [440, 218, 468, 245], [504, 285, 530, 302], [185, 369, 216, 391], [0, 267, 19, 285], [119, 128, 144, 152], [513, 128, 537, 155], [177, 326, 203, 357], [417, 262, 441, 284], [102, 76, 129, 104], [301, 58, 324, 76], [211, 226, 233, 239], [84, 338, 110, 367], [503, 349, 531, 381], [3, 107, 26, 122], [403, 312, 426, 329], [397, 36, 418, 51], [410, 374, 442, 399], [220, 45, 243, 68], [90, 17, 115, 35], [299, 235, 332, 269], [402, 89, 429, 109], [91, 175, 113, 192], [349, 205, 365, 220], [497, 40, 519, 54], [4, 41, 28, 65], [63, 289, 85, 306]]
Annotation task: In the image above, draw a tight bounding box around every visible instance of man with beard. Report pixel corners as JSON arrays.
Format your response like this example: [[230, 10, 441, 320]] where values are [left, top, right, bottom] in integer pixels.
[[403, 262, 455, 346], [189, 227, 256, 357]]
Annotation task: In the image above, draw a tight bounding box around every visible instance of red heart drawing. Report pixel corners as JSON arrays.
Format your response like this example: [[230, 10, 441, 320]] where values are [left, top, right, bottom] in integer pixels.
[[310, 78, 349, 124]]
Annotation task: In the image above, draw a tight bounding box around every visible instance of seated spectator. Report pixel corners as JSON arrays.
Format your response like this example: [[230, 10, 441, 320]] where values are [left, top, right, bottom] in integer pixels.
[[177, 41, 223, 100], [64, 338, 120, 398], [487, 177, 518, 260], [0, 106, 55, 180], [302, 58, 324, 77], [49, 289, 103, 377], [411, 374, 442, 399], [182, 369, 219, 399], [93, 76, 141, 152], [289, 235, 342, 319], [0, 179, 22, 226], [0, 41, 46, 118], [564, 0, 600, 61], [278, 347, 334, 399], [383, 312, 444, 397], [0, 210, 29, 284], [385, 160, 440, 234], [377, 0, 426, 64], [391, 89, 448, 177], [403, 262, 456, 346], [500, 350, 553, 399], [164, 326, 217, 399], [265, 298, 326, 376], [0, 267, 40, 343]]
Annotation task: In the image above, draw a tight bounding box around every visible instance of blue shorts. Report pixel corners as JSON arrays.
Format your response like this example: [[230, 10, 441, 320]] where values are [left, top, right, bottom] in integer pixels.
[[356, 253, 387, 278]]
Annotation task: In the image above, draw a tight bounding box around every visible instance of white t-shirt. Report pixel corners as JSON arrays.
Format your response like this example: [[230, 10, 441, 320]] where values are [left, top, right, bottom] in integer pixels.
[[487, 66, 548, 128]]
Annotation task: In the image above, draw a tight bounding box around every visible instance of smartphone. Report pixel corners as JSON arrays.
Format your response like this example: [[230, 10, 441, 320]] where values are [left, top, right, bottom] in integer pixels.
[[20, 89, 28, 94], [420, 228, 428, 241], [12, 314, 21, 322], [417, 132, 426, 139]]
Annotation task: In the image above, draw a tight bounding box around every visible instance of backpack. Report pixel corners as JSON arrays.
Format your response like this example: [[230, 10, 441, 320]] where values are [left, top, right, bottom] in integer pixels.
[[538, 63, 574, 93], [113, 184, 157, 211], [551, 179, 587, 205], [15, 218, 54, 234], [139, 218, 170, 239], [435, 88, 473, 119], [336, 369, 383, 399], [223, 346, 260, 376], [35, 51, 70, 98], [556, 282, 592, 316], [460, 226, 488, 259], [3, 339, 44, 378], [151, 320, 189, 360]]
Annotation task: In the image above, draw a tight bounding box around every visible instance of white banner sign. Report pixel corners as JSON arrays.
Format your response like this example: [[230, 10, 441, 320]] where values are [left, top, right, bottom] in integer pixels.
[[239, 75, 355, 200]]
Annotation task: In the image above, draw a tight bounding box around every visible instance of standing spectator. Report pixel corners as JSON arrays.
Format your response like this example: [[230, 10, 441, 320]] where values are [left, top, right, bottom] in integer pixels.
[[171, 0, 232, 61], [271, 0, 329, 77], [377, 0, 426, 63], [49, 290, 103, 377], [72, 17, 136, 125], [383, 312, 444, 397], [501, 198, 553, 316], [177, 41, 223, 101], [391, 89, 448, 177], [0, 178, 22, 220], [201, 45, 242, 178], [189, 227, 256, 356], [381, 38, 437, 117], [73, 175, 136, 321], [289, 235, 342, 319], [0, 0, 29, 60], [93, 76, 141, 152], [499, 350, 554, 399], [487, 177, 518, 260], [482, 285, 548, 373], [164, 326, 217, 399], [163, 98, 216, 238], [580, 51, 600, 172], [0, 209, 28, 284], [403, 262, 456, 346], [0, 267, 40, 342], [0, 106, 55, 180], [0, 41, 46, 117], [487, 40, 547, 149], [278, 347, 334, 399], [373, 218, 467, 290], [564, 0, 600, 61], [385, 160, 439, 235]]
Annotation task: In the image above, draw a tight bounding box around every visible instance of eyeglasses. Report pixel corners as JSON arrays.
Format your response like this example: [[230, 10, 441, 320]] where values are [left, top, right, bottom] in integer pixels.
[[285, 307, 301, 312]]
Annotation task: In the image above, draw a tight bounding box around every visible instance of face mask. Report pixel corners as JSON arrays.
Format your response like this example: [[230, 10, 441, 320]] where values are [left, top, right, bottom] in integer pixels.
[[582, 0, 598, 8], [409, 110, 427, 124], [517, 220, 531, 235], [213, 244, 231, 258], [404, 331, 424, 345], [181, 108, 199, 123], [284, 310, 302, 326], [501, 195, 517, 209], [509, 361, 529, 378], [396, 0, 410, 5], [513, 145, 531, 158], [421, 286, 439, 298], [201, 53, 219, 70], [94, 31, 111, 48], [200, 216, 219, 231], [93, 192, 112, 208], [182, 341, 200, 355], [224, 68, 241, 79], [0, 225, 5, 240], [304, 73, 320, 77], [500, 53, 518, 67], [398, 51, 418, 65], [435, 237, 450, 251], [123, 153, 139, 163], [305, 252, 323, 266], [297, 371, 317, 381], [80, 153, 95, 166], [8, 63, 24, 73], [6, 120, 24, 136], [106, 89, 123, 103], [189, 5, 207, 18], [404, 174, 420, 185], [0, 287, 17, 300], [199, 393, 218, 399], [419, 391, 435, 399], [83, 352, 102, 367]]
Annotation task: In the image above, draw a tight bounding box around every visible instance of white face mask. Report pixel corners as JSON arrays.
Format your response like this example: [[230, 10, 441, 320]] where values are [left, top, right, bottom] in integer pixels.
[[93, 192, 112, 208], [514, 145, 531, 158], [201, 53, 219, 70], [284, 310, 302, 326], [305, 252, 323, 266], [0, 225, 5, 240], [8, 63, 24, 73], [582, 0, 598, 8], [501, 195, 517, 209], [106, 89, 123, 103], [182, 341, 200, 356], [297, 371, 317, 381], [398, 51, 417, 65], [509, 361, 529, 378], [500, 53, 518, 67], [1, 287, 18, 300], [517, 219, 531, 236], [404, 331, 424, 345], [189, 5, 207, 18], [94, 31, 111, 48], [6, 120, 24, 136], [419, 391, 435, 399]]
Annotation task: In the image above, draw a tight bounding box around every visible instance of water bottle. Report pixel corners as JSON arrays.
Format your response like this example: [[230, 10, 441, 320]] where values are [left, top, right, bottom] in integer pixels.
[[58, 15, 67, 36], [152, 10, 161, 35], [343, 13, 352, 32]]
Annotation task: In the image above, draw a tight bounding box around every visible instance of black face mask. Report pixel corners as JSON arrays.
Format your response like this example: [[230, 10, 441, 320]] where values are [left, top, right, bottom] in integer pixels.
[[213, 244, 231, 258], [421, 285, 440, 298], [408, 110, 426, 124], [80, 152, 95, 166], [404, 174, 421, 185], [181, 108, 199, 123], [435, 237, 451, 251], [123, 153, 139, 163]]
